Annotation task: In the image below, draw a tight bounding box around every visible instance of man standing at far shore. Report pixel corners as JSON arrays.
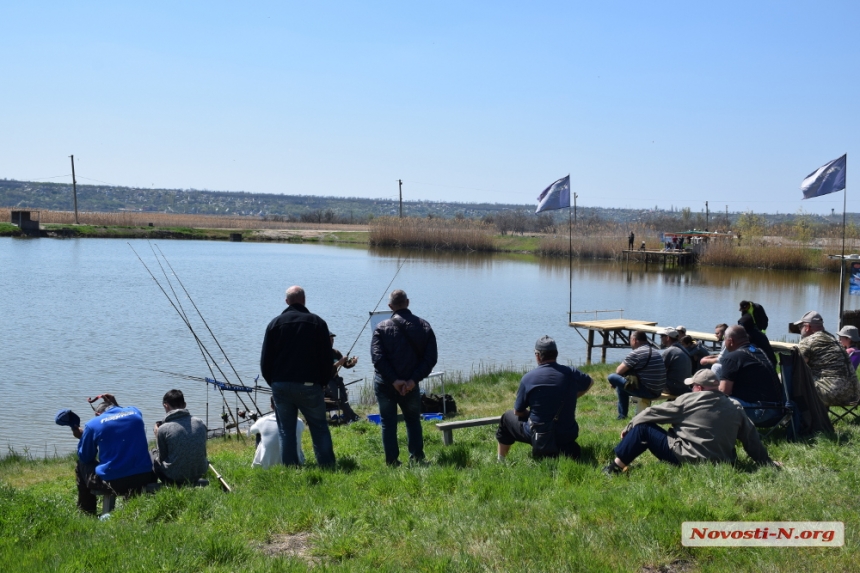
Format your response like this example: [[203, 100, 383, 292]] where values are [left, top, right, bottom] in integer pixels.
[[261, 285, 335, 468]]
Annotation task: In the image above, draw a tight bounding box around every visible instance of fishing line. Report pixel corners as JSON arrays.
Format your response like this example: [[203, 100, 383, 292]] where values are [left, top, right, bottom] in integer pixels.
[[129, 243, 244, 433], [149, 246, 253, 423], [343, 252, 411, 359], [150, 245, 260, 414], [147, 243, 218, 378]]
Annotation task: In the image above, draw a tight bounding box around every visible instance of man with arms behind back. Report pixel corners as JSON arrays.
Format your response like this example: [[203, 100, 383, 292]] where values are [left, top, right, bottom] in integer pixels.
[[371, 289, 438, 466]]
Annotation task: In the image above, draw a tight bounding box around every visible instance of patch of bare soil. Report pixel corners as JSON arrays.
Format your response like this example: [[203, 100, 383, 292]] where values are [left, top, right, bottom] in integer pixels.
[[252, 228, 367, 240], [640, 559, 695, 573], [257, 532, 317, 564]]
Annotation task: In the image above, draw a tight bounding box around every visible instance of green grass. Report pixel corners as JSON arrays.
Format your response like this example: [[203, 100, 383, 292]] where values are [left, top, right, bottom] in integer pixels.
[[1, 365, 858, 571]]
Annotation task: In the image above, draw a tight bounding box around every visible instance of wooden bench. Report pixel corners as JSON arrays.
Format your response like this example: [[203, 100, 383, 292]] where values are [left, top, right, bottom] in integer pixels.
[[631, 392, 678, 415], [436, 416, 499, 446]]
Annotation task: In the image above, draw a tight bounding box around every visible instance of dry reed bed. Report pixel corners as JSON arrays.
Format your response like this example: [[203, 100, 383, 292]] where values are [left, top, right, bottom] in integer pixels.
[[369, 217, 495, 251], [697, 240, 840, 271], [0, 208, 364, 231]]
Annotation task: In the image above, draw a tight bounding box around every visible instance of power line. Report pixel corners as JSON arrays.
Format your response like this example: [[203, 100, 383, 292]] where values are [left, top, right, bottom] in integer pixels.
[[23, 174, 72, 181], [75, 175, 120, 186]]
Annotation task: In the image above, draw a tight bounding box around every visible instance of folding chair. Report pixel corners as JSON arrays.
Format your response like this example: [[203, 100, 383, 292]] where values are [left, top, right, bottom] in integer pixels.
[[741, 353, 798, 440], [829, 401, 860, 425]]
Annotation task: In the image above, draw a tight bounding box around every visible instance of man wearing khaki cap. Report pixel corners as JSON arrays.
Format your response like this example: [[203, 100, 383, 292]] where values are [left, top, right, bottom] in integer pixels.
[[603, 369, 777, 475], [795, 311, 859, 406]]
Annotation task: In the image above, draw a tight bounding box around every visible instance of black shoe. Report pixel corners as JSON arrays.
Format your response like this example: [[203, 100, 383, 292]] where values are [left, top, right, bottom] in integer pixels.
[[602, 461, 625, 476], [387, 460, 402, 468], [616, 414, 627, 420]]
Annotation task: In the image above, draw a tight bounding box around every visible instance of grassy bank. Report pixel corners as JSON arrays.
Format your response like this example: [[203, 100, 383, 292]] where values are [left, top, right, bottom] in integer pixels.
[[2, 364, 857, 572]]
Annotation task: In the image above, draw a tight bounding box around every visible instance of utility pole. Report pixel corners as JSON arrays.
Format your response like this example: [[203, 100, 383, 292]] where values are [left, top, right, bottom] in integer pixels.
[[573, 193, 578, 225], [705, 201, 709, 231], [69, 155, 79, 224], [398, 179, 403, 218]]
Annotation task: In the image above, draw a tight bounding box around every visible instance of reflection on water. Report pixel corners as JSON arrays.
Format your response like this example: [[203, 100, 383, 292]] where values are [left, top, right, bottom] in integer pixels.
[[0, 238, 850, 456]]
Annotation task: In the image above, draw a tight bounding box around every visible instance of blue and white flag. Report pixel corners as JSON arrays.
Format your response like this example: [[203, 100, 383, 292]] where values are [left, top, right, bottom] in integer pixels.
[[535, 175, 570, 213], [801, 154, 846, 200]]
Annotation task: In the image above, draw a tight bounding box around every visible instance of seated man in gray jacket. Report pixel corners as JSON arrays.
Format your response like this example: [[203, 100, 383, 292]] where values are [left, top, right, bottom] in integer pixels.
[[603, 369, 779, 475], [152, 389, 208, 485]]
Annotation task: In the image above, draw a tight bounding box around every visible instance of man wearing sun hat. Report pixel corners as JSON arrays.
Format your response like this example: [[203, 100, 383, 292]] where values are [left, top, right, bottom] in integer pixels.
[[837, 325, 860, 370], [603, 369, 776, 475], [795, 311, 859, 406]]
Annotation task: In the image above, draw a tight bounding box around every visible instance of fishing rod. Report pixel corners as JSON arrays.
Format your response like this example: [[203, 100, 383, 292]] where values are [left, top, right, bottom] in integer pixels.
[[150, 243, 261, 417], [342, 252, 411, 359], [153, 244, 258, 413], [129, 244, 244, 434]]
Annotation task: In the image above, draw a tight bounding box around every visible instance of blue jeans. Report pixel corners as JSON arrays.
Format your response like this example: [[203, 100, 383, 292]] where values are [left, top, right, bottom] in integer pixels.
[[375, 379, 424, 464], [608, 373, 661, 417], [729, 397, 784, 427], [614, 423, 680, 466], [271, 382, 335, 468]]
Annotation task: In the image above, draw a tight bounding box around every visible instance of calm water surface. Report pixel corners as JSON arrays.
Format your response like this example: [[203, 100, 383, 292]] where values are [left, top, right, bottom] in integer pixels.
[[0, 237, 847, 456]]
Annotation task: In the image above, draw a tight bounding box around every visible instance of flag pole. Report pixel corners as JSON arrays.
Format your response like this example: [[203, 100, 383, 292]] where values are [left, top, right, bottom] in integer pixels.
[[839, 155, 848, 328], [568, 203, 573, 324]]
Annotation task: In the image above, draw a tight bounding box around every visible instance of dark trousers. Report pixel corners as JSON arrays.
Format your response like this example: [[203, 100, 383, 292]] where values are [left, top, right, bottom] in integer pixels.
[[607, 374, 661, 417], [496, 410, 581, 459], [375, 381, 424, 464], [613, 423, 680, 467], [75, 461, 155, 515], [326, 376, 358, 419]]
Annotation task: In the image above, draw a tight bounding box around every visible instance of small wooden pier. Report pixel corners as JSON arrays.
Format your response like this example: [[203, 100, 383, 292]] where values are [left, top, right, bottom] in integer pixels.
[[569, 318, 796, 364], [622, 249, 694, 266]]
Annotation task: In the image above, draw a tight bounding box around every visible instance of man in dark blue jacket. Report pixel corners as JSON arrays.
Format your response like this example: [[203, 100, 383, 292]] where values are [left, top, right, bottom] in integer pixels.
[[496, 336, 593, 460], [261, 285, 335, 467], [371, 289, 438, 466]]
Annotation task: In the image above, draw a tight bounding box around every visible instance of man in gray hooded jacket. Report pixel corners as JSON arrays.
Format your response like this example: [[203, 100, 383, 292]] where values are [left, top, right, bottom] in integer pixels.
[[152, 389, 208, 484]]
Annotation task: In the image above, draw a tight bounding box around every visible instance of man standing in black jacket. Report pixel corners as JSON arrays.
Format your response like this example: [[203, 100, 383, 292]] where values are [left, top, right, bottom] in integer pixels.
[[371, 289, 438, 466], [261, 285, 335, 468]]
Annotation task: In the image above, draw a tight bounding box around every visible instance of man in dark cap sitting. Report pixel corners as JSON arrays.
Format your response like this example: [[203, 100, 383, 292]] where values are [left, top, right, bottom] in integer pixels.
[[496, 336, 593, 461]]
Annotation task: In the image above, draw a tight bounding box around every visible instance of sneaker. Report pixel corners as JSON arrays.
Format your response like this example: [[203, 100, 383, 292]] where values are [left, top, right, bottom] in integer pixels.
[[616, 414, 627, 420], [602, 461, 625, 476]]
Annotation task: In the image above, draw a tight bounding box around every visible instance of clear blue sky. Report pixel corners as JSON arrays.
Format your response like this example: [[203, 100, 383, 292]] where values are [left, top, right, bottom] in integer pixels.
[[2, 1, 858, 215]]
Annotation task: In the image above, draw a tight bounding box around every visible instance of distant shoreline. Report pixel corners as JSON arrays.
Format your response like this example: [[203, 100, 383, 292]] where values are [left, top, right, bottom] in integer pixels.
[[0, 217, 845, 273]]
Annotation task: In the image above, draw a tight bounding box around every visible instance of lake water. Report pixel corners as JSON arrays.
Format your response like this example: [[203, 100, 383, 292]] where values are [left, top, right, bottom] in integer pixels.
[[0, 237, 847, 457]]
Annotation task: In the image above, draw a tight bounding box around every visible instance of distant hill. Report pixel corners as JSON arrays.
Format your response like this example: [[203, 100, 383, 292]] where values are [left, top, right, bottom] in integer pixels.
[[1, 178, 855, 228]]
